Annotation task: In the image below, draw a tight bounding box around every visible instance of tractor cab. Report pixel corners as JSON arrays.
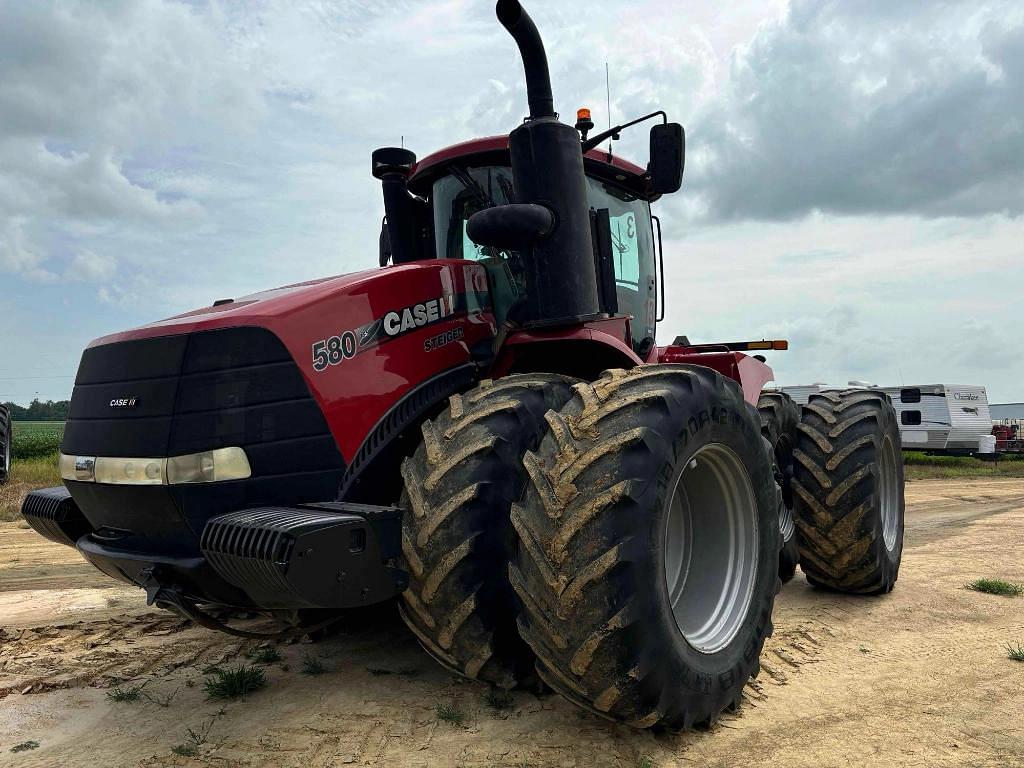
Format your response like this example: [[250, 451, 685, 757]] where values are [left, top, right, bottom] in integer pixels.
[[375, 136, 666, 358]]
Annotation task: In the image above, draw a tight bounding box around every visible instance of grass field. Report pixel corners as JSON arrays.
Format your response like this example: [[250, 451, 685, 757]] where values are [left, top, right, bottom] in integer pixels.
[[0, 453, 60, 521], [903, 450, 1024, 480], [12, 421, 65, 459]]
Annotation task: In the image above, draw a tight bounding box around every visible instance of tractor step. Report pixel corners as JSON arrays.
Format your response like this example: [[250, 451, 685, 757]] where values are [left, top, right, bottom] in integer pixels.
[[200, 502, 407, 610], [21, 486, 92, 547]]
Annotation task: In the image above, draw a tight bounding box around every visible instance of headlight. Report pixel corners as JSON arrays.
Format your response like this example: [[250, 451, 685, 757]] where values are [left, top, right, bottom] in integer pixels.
[[59, 454, 97, 482], [60, 447, 251, 486]]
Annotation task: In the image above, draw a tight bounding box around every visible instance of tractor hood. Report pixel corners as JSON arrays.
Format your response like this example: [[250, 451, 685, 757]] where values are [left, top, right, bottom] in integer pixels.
[[69, 260, 496, 469], [89, 266, 383, 347]]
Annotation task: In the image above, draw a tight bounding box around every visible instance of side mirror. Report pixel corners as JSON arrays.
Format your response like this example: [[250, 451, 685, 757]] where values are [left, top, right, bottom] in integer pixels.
[[648, 122, 684, 195]]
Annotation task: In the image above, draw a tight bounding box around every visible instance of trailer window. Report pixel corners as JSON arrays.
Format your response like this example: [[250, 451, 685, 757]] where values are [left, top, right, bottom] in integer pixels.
[[900, 388, 921, 403], [901, 411, 922, 426]]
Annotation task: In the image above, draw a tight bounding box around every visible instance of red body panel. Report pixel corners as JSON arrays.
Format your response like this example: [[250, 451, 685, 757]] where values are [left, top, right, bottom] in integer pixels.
[[94, 261, 496, 462], [658, 345, 775, 406]]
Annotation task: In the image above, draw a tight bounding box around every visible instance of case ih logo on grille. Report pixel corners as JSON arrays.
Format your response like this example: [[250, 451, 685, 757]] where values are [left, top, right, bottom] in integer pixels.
[[110, 398, 138, 408], [311, 294, 459, 373]]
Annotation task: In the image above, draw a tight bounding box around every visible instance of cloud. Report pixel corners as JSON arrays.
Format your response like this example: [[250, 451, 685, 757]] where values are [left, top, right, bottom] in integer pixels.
[[686, 0, 1024, 221], [65, 250, 116, 283], [0, 218, 56, 282], [0, 0, 263, 283]]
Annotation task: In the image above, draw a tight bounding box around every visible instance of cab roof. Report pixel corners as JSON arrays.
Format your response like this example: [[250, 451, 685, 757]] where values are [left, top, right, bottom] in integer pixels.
[[409, 135, 658, 201]]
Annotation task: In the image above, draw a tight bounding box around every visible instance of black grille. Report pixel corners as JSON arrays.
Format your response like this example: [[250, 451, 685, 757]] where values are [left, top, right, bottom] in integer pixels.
[[62, 327, 345, 545]]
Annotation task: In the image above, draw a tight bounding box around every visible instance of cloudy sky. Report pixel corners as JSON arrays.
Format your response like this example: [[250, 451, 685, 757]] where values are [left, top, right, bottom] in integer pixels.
[[1, 0, 1021, 404]]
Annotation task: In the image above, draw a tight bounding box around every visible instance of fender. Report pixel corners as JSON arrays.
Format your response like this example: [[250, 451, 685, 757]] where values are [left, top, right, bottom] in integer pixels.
[[492, 317, 643, 380], [658, 343, 774, 406]]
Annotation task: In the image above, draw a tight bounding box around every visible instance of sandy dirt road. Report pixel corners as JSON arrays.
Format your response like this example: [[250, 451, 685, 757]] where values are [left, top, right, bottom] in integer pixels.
[[2, 478, 1023, 768]]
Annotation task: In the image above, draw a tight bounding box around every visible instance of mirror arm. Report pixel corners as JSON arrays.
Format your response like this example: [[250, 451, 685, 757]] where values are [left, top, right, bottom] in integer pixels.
[[580, 110, 667, 153]]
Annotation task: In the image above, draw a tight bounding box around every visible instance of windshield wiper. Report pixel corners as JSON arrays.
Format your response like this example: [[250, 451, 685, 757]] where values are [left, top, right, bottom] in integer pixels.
[[448, 165, 496, 209]]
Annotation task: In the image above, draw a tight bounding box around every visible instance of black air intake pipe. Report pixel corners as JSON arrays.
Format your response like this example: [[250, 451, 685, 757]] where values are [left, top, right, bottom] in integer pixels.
[[496, 0, 553, 119], [372, 147, 420, 265], [476, 0, 601, 326]]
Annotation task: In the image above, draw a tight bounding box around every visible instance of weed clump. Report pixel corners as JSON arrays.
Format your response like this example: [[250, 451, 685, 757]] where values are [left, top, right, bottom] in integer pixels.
[[203, 664, 267, 700], [106, 682, 147, 702], [247, 645, 282, 664], [436, 702, 466, 726], [965, 578, 1023, 597]]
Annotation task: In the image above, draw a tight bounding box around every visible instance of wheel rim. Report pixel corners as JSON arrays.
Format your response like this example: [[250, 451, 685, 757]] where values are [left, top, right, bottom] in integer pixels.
[[663, 443, 760, 654], [778, 486, 794, 541], [879, 435, 899, 551]]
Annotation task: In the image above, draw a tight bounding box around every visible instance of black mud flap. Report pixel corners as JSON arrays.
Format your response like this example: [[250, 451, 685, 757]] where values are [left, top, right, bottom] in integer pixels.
[[200, 502, 407, 610]]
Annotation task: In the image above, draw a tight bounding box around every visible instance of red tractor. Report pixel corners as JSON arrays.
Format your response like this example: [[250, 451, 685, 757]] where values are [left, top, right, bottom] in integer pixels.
[[21, 1, 904, 730]]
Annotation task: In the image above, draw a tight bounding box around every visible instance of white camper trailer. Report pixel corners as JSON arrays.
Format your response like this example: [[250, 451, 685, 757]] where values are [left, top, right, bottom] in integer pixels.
[[780, 383, 992, 454]]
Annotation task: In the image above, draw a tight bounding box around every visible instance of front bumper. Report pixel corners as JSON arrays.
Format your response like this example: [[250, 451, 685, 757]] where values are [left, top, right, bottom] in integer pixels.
[[21, 487, 407, 610]]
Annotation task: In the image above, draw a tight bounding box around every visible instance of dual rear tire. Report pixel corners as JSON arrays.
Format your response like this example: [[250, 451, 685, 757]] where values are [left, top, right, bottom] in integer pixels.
[[400, 366, 780, 728], [398, 372, 905, 729]]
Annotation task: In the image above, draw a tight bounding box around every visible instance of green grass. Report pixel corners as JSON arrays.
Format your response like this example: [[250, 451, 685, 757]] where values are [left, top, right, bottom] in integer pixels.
[[965, 578, 1024, 597], [105, 682, 147, 703], [0, 452, 61, 522], [436, 702, 466, 726], [1007, 643, 1024, 661], [9, 740, 40, 753], [246, 645, 282, 664], [903, 451, 1024, 480], [11, 422, 64, 460], [203, 665, 267, 700]]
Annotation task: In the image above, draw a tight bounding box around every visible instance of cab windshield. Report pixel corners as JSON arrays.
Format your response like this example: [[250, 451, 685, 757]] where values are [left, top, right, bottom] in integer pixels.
[[431, 165, 656, 349]]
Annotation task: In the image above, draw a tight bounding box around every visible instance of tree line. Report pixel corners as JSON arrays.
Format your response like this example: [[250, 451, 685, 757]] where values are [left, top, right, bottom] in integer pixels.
[[2, 399, 70, 421]]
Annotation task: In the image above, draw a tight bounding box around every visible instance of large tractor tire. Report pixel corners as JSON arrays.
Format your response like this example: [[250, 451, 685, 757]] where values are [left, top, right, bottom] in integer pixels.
[[510, 366, 780, 730], [0, 404, 10, 486], [399, 374, 576, 689], [757, 392, 801, 583], [792, 389, 904, 594]]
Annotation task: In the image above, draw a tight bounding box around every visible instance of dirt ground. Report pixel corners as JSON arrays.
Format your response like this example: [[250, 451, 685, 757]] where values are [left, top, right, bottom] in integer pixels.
[[1, 478, 1023, 768]]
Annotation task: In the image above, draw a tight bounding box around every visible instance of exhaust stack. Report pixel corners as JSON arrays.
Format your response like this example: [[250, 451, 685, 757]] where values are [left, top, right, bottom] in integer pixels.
[[496, 0, 554, 119], [482, 0, 601, 326]]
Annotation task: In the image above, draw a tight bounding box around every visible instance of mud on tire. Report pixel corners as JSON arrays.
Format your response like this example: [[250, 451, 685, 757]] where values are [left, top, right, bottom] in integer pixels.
[[399, 374, 576, 688], [510, 365, 780, 730], [757, 392, 801, 582], [792, 389, 904, 594]]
